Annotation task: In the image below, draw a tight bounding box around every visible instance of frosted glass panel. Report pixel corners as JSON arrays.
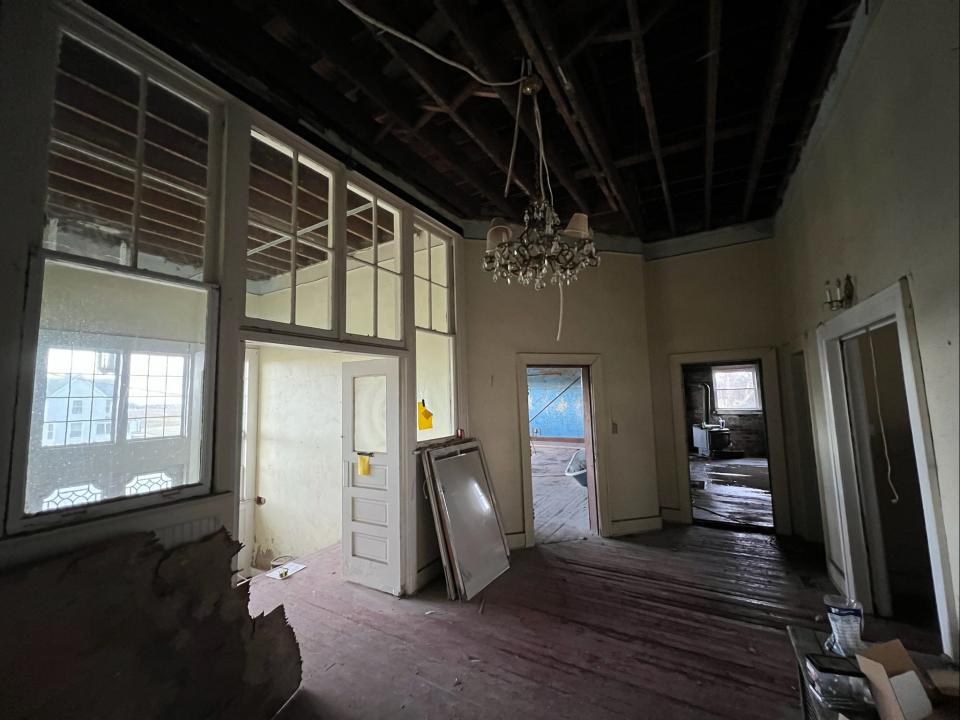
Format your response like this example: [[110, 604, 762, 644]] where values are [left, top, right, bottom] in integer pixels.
[[377, 270, 401, 340], [416, 331, 454, 441], [415, 278, 429, 329], [354, 375, 387, 454], [346, 259, 374, 336], [431, 285, 449, 333]]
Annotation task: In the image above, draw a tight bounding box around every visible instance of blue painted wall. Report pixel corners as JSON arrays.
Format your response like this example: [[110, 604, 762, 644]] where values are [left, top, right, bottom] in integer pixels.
[[527, 368, 584, 439]]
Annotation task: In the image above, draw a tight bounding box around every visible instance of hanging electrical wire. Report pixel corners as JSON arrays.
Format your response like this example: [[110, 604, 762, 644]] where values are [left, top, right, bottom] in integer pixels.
[[867, 329, 900, 504], [336, 0, 524, 87]]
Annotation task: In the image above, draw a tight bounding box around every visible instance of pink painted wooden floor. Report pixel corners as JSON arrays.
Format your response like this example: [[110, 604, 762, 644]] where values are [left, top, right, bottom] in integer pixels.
[[249, 524, 937, 720]]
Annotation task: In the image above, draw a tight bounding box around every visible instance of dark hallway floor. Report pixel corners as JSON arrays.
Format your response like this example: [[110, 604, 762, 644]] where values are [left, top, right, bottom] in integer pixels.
[[689, 456, 774, 529], [250, 525, 943, 720]]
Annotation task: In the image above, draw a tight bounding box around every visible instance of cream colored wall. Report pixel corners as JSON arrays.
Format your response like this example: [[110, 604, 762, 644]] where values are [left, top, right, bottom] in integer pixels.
[[253, 345, 343, 565], [774, 0, 959, 613], [644, 239, 785, 511], [462, 242, 659, 538]]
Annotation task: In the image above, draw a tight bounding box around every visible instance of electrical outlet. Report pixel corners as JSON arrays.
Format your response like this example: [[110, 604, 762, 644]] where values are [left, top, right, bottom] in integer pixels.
[[611, 421, 619, 435]]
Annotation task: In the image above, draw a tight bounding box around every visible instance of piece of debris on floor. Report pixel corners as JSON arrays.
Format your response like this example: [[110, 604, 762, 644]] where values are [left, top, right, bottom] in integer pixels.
[[0, 528, 301, 720]]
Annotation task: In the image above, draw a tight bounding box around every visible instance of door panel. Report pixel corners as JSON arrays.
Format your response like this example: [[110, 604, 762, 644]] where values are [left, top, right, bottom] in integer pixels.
[[342, 358, 401, 595]]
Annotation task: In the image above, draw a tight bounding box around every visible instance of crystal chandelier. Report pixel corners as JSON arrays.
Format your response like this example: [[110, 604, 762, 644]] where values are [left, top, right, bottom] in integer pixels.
[[481, 73, 599, 289]]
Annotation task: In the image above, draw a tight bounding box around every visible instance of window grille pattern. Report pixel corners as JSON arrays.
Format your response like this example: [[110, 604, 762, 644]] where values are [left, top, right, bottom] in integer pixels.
[[414, 225, 451, 333], [41, 483, 103, 511], [41, 347, 118, 446], [127, 353, 186, 439], [125, 471, 174, 496], [712, 365, 762, 411], [44, 33, 210, 278]]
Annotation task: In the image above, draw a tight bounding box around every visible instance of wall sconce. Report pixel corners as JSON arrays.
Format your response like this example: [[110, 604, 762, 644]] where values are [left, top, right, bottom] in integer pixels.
[[824, 274, 855, 311]]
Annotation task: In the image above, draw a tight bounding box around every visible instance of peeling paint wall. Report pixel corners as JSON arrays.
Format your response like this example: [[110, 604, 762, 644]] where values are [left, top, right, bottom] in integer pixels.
[[0, 530, 301, 720]]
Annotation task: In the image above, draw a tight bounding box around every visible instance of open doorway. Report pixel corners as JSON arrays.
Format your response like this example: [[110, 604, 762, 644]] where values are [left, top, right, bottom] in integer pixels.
[[841, 323, 939, 639], [526, 366, 597, 544], [683, 361, 774, 532], [237, 341, 399, 590]]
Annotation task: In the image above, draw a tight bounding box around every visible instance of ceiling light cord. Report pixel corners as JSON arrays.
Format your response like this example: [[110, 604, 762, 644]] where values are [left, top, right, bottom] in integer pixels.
[[533, 93, 554, 206], [337, 0, 523, 88], [504, 61, 525, 198], [556, 281, 564, 342], [867, 329, 899, 504]]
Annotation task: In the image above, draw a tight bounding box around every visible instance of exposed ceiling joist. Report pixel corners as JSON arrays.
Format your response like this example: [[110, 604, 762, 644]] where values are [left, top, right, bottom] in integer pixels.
[[627, 0, 675, 235], [359, 2, 536, 199], [509, 0, 644, 234], [741, 0, 808, 220], [704, 0, 722, 228], [433, 0, 592, 214], [275, 5, 516, 216]]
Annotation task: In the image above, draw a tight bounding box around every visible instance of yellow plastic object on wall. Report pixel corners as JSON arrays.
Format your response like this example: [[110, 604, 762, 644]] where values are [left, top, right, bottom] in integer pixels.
[[417, 400, 434, 431], [357, 453, 371, 476]]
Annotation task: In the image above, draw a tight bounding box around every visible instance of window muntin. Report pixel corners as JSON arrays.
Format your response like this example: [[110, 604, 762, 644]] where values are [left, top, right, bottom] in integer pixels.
[[345, 184, 402, 340], [44, 33, 211, 279], [23, 258, 210, 517], [245, 130, 334, 331], [712, 364, 762, 412]]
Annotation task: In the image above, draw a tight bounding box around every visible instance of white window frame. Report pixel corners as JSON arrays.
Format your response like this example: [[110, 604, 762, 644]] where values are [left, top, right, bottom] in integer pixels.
[[712, 363, 763, 413], [413, 214, 459, 446], [8, 254, 219, 535], [243, 124, 340, 339], [1, 6, 225, 534]]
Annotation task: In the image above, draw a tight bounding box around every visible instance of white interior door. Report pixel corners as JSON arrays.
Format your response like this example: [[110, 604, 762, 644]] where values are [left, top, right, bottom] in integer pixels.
[[342, 358, 401, 595]]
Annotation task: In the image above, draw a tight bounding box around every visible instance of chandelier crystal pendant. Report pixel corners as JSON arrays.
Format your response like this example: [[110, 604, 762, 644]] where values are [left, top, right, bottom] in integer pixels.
[[481, 72, 600, 289]]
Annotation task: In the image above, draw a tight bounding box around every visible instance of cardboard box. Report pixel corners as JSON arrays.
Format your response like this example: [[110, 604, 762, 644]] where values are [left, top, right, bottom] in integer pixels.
[[856, 640, 934, 720]]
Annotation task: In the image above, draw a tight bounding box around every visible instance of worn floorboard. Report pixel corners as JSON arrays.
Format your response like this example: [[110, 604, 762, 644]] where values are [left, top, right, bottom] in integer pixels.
[[531, 443, 589, 544], [251, 525, 939, 719], [689, 457, 774, 528]]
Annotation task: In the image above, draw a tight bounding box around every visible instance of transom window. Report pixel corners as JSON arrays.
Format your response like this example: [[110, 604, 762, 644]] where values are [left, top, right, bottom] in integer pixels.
[[712, 364, 763, 412], [44, 33, 211, 279], [345, 184, 402, 341], [414, 225, 451, 333]]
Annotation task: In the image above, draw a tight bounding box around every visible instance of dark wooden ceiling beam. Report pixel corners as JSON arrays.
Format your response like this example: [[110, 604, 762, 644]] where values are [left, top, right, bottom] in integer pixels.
[[741, 0, 808, 220], [500, 0, 618, 215], [274, 5, 515, 216], [433, 0, 591, 214], [510, 0, 644, 234], [358, 2, 536, 198], [704, 0, 722, 229], [92, 0, 480, 219], [627, 0, 675, 235], [560, 3, 622, 64]]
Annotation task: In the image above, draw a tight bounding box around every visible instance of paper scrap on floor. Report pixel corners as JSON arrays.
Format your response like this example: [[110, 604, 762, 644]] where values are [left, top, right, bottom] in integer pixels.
[[266, 562, 306, 580]]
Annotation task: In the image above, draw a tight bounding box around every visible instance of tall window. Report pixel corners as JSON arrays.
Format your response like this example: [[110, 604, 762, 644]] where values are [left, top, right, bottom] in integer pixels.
[[245, 130, 334, 330], [414, 224, 456, 441], [712, 364, 763, 412], [17, 28, 217, 525]]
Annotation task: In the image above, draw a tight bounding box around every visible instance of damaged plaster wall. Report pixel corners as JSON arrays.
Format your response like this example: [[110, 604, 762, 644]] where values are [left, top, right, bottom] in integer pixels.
[[0, 529, 301, 720]]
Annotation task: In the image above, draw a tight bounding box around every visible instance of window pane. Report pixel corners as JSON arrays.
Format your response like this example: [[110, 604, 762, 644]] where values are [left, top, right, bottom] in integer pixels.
[[713, 368, 756, 390], [353, 375, 387, 454], [45, 35, 138, 265], [431, 284, 449, 333], [346, 185, 374, 263], [415, 277, 430, 329], [24, 259, 209, 515], [430, 234, 448, 287], [413, 226, 429, 279], [377, 270, 401, 341], [376, 203, 399, 271], [416, 331, 454, 441], [294, 157, 333, 329], [716, 388, 760, 410], [138, 81, 208, 278], [346, 259, 374, 336], [246, 131, 293, 323]]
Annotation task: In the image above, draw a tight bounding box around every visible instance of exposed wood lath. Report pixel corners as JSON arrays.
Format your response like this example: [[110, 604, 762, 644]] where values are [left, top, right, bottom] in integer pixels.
[[88, 0, 856, 243]]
